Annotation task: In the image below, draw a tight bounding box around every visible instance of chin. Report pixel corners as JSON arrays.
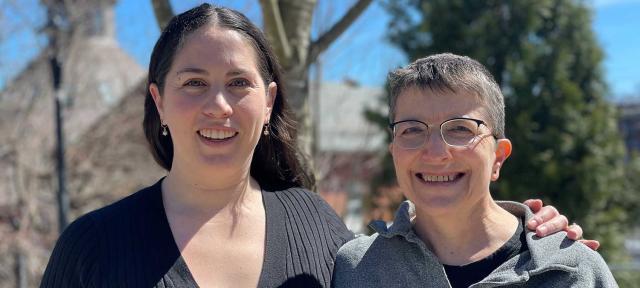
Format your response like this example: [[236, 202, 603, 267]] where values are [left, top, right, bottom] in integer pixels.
[[199, 154, 240, 168], [412, 195, 462, 215], [405, 185, 466, 216]]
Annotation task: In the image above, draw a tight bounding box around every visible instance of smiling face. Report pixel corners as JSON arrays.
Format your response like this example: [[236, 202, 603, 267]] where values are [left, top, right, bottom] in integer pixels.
[[389, 86, 511, 216], [150, 26, 276, 180]]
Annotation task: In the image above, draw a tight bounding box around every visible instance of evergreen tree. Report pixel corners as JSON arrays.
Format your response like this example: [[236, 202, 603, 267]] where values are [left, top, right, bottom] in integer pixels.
[[371, 0, 640, 264]]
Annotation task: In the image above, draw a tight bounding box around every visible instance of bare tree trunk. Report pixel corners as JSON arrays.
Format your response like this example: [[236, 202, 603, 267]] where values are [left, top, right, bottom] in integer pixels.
[[260, 0, 373, 162], [151, 0, 173, 30], [14, 249, 27, 288]]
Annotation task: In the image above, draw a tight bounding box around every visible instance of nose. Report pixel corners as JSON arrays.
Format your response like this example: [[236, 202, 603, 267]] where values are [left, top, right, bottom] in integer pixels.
[[203, 88, 233, 118], [420, 131, 452, 162]]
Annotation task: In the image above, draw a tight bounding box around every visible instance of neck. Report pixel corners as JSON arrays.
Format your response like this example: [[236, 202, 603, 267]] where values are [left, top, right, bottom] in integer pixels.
[[161, 166, 261, 218], [413, 196, 518, 266]]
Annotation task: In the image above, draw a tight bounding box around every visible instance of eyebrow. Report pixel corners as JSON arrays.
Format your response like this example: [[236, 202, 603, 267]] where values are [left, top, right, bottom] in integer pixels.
[[176, 67, 209, 75], [226, 68, 252, 77], [395, 114, 472, 124], [175, 67, 253, 77]]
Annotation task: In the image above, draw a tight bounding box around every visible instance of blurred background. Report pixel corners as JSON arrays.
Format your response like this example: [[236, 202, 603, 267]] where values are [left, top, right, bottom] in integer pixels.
[[1, 0, 639, 286]]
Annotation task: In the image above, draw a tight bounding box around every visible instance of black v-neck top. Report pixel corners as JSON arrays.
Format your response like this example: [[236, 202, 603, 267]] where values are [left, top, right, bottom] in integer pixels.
[[40, 179, 354, 287], [443, 217, 528, 288]]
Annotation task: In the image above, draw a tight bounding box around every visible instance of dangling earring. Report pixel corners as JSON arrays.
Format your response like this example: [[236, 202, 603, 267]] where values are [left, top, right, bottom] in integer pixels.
[[161, 122, 168, 136], [263, 123, 270, 136]]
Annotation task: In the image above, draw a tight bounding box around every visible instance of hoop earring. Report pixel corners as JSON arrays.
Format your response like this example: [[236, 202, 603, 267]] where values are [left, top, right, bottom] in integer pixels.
[[263, 123, 270, 136], [161, 123, 168, 136]]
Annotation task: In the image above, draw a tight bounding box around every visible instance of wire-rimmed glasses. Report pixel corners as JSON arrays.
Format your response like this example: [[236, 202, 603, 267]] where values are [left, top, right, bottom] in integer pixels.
[[389, 117, 493, 149]]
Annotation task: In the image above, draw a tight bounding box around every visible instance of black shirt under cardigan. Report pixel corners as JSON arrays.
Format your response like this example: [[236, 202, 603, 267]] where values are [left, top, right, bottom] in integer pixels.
[[444, 217, 529, 288], [40, 179, 354, 287]]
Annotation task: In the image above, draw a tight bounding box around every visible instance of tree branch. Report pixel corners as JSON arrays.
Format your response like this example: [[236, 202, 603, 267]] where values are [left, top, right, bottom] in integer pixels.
[[307, 0, 373, 66], [259, 0, 292, 64], [151, 0, 174, 31]]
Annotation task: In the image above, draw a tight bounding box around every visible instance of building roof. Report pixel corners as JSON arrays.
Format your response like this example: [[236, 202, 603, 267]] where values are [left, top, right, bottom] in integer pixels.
[[313, 81, 387, 152], [0, 22, 145, 286]]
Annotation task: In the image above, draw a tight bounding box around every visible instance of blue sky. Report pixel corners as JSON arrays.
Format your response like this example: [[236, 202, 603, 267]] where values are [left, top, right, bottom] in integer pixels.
[[592, 0, 640, 99], [1, 0, 638, 100]]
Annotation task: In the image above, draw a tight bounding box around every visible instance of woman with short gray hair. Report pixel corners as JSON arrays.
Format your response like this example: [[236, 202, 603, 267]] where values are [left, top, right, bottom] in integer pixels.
[[333, 53, 616, 287]]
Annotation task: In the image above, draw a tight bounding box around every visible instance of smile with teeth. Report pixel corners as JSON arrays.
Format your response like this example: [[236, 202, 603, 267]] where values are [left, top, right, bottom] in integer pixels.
[[416, 173, 463, 183], [198, 128, 237, 140]]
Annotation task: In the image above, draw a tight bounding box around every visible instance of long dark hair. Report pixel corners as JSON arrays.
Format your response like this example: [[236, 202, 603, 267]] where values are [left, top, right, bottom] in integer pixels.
[[143, 3, 314, 191]]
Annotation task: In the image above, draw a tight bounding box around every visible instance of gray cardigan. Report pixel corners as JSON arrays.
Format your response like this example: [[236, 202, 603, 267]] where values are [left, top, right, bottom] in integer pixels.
[[333, 201, 618, 287]]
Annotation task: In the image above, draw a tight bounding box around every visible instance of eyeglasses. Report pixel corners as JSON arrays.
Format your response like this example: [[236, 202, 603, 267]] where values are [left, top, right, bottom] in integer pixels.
[[389, 117, 493, 149]]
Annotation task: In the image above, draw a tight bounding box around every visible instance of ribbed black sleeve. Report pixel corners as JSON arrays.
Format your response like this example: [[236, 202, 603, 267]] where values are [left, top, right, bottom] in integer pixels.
[[40, 181, 192, 288], [40, 180, 354, 288], [40, 213, 99, 287]]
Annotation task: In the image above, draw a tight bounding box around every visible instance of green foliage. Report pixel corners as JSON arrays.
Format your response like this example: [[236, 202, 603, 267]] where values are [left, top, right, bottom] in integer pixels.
[[613, 269, 640, 288], [372, 0, 640, 264]]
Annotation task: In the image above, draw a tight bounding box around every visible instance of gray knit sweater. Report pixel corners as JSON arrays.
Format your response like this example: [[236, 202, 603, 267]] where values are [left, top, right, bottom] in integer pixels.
[[333, 201, 618, 287]]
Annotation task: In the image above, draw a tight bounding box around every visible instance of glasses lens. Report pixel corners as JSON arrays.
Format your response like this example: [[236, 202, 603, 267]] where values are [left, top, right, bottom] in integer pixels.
[[441, 119, 480, 146], [393, 121, 428, 149]]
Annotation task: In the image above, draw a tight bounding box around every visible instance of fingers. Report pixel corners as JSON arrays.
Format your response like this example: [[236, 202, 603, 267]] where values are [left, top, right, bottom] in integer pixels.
[[528, 206, 568, 237], [523, 199, 543, 213], [571, 224, 599, 251], [524, 202, 598, 251], [565, 223, 583, 240], [578, 239, 600, 251], [526, 205, 560, 232]]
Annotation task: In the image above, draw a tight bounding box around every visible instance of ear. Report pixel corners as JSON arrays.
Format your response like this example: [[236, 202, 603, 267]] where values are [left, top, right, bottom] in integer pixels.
[[265, 82, 277, 124], [491, 138, 512, 181], [149, 83, 165, 121]]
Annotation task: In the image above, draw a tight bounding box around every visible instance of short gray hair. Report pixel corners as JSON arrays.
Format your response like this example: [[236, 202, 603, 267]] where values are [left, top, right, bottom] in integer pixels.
[[387, 53, 506, 139]]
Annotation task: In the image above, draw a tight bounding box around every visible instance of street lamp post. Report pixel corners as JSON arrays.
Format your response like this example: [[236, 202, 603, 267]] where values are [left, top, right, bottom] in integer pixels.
[[45, 1, 69, 234]]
